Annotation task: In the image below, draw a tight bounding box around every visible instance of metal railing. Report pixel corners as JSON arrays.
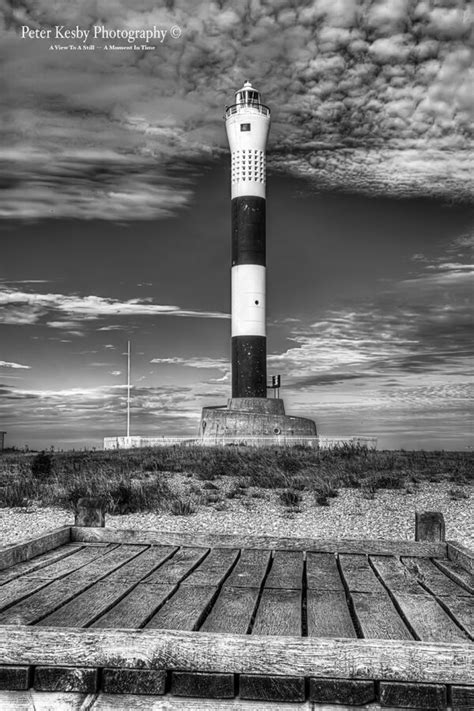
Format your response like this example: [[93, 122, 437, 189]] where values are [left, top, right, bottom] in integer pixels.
[[225, 102, 270, 118]]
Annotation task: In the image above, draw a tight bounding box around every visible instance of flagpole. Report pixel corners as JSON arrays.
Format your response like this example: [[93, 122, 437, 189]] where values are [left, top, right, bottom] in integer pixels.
[[126, 340, 131, 438]]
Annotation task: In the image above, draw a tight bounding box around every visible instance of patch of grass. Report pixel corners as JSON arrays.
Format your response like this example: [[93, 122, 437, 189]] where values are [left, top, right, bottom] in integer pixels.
[[0, 446, 471, 513], [279, 489, 302, 508], [170, 499, 197, 516]]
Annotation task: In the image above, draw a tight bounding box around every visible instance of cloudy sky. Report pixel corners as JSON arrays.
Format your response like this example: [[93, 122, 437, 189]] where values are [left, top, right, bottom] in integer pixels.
[[1, 0, 473, 450]]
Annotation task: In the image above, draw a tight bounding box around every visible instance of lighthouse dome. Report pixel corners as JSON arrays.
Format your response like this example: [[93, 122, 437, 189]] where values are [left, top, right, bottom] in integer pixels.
[[235, 81, 261, 106]]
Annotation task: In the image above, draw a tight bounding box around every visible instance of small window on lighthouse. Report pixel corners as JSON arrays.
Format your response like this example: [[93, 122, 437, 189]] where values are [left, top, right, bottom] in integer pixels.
[[240, 123, 251, 131]]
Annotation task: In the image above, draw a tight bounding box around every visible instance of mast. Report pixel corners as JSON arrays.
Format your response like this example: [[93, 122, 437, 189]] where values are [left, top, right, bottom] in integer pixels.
[[126, 340, 131, 437]]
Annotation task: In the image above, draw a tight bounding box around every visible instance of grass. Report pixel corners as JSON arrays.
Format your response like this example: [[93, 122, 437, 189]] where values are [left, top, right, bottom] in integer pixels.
[[0, 446, 471, 513]]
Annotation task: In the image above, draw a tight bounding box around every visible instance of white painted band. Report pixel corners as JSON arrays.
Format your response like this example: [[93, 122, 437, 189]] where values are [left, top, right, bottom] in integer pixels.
[[231, 180, 266, 199], [231, 265, 266, 337]]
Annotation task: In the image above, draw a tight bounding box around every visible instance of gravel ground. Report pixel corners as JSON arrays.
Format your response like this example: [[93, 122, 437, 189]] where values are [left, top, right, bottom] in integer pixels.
[[1, 480, 472, 548]]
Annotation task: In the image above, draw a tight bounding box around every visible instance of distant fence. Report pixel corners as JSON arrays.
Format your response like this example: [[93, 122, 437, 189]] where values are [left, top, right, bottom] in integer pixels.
[[103, 435, 377, 450]]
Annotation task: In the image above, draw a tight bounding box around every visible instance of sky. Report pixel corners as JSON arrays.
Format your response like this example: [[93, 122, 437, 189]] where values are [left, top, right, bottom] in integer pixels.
[[0, 0, 473, 451]]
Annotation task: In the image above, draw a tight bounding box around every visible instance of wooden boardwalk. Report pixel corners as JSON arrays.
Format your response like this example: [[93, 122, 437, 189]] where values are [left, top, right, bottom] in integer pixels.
[[0, 524, 472, 708]]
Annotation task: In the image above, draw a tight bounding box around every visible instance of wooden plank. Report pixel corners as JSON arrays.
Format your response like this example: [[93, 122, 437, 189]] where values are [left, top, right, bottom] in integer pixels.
[[0, 545, 146, 625], [451, 685, 474, 709], [309, 677, 375, 705], [142, 547, 209, 585], [265, 551, 304, 589], [88, 696, 351, 710], [252, 589, 301, 636], [102, 546, 177, 582], [240, 674, 305, 702], [23, 544, 117, 579], [415, 511, 445, 542], [379, 681, 447, 709], [369, 555, 427, 595], [307, 591, 357, 638], [0, 666, 30, 690], [306, 553, 343, 591], [224, 549, 270, 588], [34, 666, 98, 692], [92, 583, 176, 629], [71, 527, 447, 557], [0, 626, 472, 684], [2, 691, 90, 710], [0, 577, 54, 613], [338, 555, 385, 593], [447, 541, 473, 575], [0, 527, 71, 571], [0, 544, 83, 585], [146, 586, 217, 630], [433, 558, 473, 595], [102, 668, 166, 695], [36, 579, 139, 627], [200, 587, 260, 634], [64, 544, 148, 584], [171, 671, 235, 698], [394, 593, 469, 642], [351, 593, 412, 640], [401, 557, 472, 597], [181, 548, 239, 587], [438, 597, 473, 638]]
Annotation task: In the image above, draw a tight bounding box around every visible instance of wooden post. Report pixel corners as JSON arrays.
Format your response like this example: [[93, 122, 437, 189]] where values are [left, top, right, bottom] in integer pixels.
[[74, 498, 105, 527], [415, 511, 445, 542]]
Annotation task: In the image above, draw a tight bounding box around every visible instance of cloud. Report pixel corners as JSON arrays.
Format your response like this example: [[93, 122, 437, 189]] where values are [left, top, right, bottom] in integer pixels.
[[150, 356, 228, 370], [0, 0, 472, 221], [0, 360, 31, 369], [0, 286, 230, 325]]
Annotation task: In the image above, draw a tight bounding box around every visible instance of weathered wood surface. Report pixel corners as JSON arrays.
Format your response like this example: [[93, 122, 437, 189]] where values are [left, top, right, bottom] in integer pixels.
[[239, 674, 305, 702], [103, 546, 177, 583], [0, 545, 145, 625], [401, 557, 472, 597], [24, 543, 117, 579], [92, 583, 176, 629], [306, 553, 343, 591], [0, 527, 71, 571], [224, 549, 270, 588], [451, 685, 474, 708], [306, 591, 357, 638], [142, 547, 209, 585], [0, 691, 92, 710], [146, 586, 217, 630], [0, 627, 472, 684], [34, 666, 98, 693], [171, 671, 235, 699], [181, 549, 239, 587], [36, 580, 139, 628], [0, 544, 83, 585], [438, 596, 473, 638], [350, 592, 412, 640], [433, 558, 474, 595], [0, 576, 55, 613], [309, 678, 375, 705], [447, 541, 474, 575], [200, 586, 260, 634], [379, 680, 447, 709], [338, 554, 385, 593], [393, 593, 469, 642], [415, 511, 445, 542], [265, 551, 304, 589], [103, 669, 166, 695], [252, 589, 302, 636], [0, 665, 30, 690], [369, 555, 427, 595], [71, 527, 449, 557]]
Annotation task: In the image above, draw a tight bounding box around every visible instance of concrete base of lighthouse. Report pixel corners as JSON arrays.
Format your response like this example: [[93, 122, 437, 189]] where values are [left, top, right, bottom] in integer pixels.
[[199, 398, 317, 446]]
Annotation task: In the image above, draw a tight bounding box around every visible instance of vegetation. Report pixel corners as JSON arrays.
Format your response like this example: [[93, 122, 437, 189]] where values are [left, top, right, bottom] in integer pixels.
[[0, 446, 471, 513]]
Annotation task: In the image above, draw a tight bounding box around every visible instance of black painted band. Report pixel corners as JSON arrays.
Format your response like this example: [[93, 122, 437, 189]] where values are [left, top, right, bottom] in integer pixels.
[[232, 336, 267, 398], [232, 196, 266, 267]]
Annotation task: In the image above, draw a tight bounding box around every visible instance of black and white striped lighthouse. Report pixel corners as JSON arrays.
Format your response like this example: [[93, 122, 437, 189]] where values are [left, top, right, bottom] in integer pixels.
[[225, 82, 271, 399]]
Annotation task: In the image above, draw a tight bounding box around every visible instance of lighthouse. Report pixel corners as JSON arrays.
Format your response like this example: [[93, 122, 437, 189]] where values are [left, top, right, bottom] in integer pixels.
[[226, 81, 270, 398], [199, 82, 317, 444]]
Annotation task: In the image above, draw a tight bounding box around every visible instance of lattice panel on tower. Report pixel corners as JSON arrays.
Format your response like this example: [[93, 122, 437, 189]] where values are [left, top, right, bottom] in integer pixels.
[[232, 149, 265, 184]]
